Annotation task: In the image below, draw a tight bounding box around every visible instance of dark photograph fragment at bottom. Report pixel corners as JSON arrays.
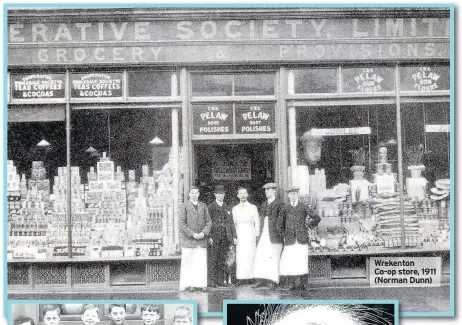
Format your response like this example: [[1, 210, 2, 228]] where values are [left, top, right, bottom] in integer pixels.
[[225, 301, 398, 325]]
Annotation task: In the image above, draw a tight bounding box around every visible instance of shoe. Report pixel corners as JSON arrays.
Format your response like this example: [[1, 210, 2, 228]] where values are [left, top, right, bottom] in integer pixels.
[[266, 282, 276, 290], [187, 287, 196, 292], [251, 281, 265, 288]]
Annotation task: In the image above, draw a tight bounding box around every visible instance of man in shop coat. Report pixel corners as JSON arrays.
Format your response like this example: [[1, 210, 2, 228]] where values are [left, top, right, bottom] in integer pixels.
[[277, 186, 321, 290], [179, 186, 212, 292], [252, 182, 284, 289], [207, 184, 237, 287]]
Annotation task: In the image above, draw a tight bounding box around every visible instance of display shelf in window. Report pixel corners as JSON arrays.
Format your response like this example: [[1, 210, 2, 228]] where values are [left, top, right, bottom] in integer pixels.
[[7, 150, 180, 261]]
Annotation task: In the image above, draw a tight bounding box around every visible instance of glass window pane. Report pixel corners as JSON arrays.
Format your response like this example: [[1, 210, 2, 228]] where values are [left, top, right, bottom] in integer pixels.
[[402, 102, 450, 184], [128, 71, 173, 97], [234, 73, 274, 95], [293, 69, 337, 94], [296, 105, 396, 188], [342, 67, 395, 93], [400, 65, 449, 92], [191, 74, 232, 96]]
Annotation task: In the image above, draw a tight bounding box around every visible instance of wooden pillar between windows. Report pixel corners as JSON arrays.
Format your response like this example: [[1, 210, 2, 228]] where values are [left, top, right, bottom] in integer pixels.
[[288, 106, 298, 187]]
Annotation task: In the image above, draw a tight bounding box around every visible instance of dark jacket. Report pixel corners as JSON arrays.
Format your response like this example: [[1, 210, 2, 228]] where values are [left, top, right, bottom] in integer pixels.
[[208, 201, 236, 243], [179, 200, 212, 248], [277, 201, 321, 245], [258, 199, 283, 244]]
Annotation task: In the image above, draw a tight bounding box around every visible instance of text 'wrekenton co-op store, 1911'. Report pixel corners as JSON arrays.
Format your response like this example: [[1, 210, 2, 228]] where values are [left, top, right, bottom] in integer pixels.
[[6, 7, 452, 313]]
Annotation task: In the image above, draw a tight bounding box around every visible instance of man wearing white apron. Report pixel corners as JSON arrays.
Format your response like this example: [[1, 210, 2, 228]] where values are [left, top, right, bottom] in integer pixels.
[[179, 186, 212, 292], [252, 182, 283, 289], [232, 187, 260, 286], [278, 186, 321, 290]]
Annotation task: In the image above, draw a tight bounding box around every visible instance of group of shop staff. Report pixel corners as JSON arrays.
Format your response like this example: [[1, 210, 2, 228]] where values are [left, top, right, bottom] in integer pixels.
[[179, 182, 321, 292]]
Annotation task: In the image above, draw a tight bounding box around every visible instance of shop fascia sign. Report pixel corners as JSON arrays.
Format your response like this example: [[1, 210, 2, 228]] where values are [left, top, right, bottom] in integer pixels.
[[8, 17, 450, 65], [310, 127, 371, 136]]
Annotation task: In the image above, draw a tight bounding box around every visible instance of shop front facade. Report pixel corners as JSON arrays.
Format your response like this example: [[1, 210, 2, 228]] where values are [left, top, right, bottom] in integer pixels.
[[7, 7, 451, 297]]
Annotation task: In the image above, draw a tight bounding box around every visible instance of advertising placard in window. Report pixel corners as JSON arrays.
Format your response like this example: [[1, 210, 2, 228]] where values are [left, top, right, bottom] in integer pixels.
[[71, 72, 123, 98], [400, 66, 449, 92], [212, 156, 251, 180], [343, 67, 395, 93], [192, 104, 233, 135], [235, 103, 275, 134], [11, 73, 65, 99]]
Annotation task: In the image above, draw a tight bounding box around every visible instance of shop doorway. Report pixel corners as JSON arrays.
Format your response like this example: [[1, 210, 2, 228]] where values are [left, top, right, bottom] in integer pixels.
[[193, 142, 276, 206]]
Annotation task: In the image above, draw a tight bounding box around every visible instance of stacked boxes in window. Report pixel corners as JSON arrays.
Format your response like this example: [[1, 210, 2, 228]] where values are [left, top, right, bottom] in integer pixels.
[[86, 154, 128, 250], [7, 161, 21, 227], [51, 166, 88, 248], [370, 148, 419, 248], [372, 147, 397, 195], [9, 162, 50, 258]]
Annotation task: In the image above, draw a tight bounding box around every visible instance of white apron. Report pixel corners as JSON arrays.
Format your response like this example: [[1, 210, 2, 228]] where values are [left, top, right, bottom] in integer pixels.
[[279, 240, 309, 276], [232, 202, 259, 279], [253, 217, 283, 283], [179, 247, 207, 290]]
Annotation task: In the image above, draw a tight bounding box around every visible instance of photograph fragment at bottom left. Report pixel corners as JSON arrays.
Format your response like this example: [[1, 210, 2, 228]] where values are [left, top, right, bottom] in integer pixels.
[[6, 300, 197, 325]]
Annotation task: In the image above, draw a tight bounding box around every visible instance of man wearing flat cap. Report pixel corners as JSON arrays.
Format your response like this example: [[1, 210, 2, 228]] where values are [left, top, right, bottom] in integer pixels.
[[278, 186, 321, 290], [179, 186, 212, 292], [207, 185, 237, 287], [252, 182, 284, 289]]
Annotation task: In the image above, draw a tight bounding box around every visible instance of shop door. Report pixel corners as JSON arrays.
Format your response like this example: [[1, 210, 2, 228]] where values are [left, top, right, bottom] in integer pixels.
[[193, 142, 275, 206]]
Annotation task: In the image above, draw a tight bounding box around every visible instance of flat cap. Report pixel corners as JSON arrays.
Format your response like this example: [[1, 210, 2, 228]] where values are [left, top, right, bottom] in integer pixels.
[[214, 184, 226, 193], [262, 182, 278, 189], [286, 186, 300, 193]]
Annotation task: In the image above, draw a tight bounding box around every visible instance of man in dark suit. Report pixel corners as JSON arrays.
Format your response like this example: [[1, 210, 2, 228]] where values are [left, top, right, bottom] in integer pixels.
[[278, 186, 321, 290], [207, 184, 237, 287], [252, 182, 283, 289], [179, 186, 212, 292]]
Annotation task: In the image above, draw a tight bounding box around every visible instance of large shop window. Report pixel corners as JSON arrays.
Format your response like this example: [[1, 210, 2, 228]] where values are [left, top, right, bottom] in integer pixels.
[[191, 72, 274, 96], [60, 108, 178, 255], [7, 121, 66, 250], [401, 102, 450, 186], [296, 104, 396, 188]]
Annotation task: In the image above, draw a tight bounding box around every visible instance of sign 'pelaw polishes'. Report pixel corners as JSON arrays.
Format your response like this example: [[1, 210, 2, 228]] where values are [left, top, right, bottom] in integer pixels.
[[193, 104, 233, 135], [235, 103, 275, 134]]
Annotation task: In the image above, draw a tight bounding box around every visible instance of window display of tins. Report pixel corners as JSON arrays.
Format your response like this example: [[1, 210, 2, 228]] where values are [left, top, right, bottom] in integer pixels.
[[7, 161, 51, 260], [307, 144, 450, 253], [6, 149, 178, 260]]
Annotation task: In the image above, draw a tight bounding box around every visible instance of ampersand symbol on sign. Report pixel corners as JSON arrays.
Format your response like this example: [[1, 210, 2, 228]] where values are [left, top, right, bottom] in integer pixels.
[[216, 47, 226, 59]]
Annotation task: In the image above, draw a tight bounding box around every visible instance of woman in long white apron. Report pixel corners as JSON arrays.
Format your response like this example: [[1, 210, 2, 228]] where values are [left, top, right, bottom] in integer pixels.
[[232, 188, 260, 282]]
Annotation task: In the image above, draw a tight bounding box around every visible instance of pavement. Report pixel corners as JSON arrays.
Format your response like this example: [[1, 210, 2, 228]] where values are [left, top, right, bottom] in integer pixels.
[[9, 283, 451, 315]]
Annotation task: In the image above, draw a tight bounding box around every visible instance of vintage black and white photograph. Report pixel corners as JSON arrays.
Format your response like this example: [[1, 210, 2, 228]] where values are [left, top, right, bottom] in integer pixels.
[[9, 302, 195, 325], [225, 302, 397, 325], [6, 4, 453, 316]]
